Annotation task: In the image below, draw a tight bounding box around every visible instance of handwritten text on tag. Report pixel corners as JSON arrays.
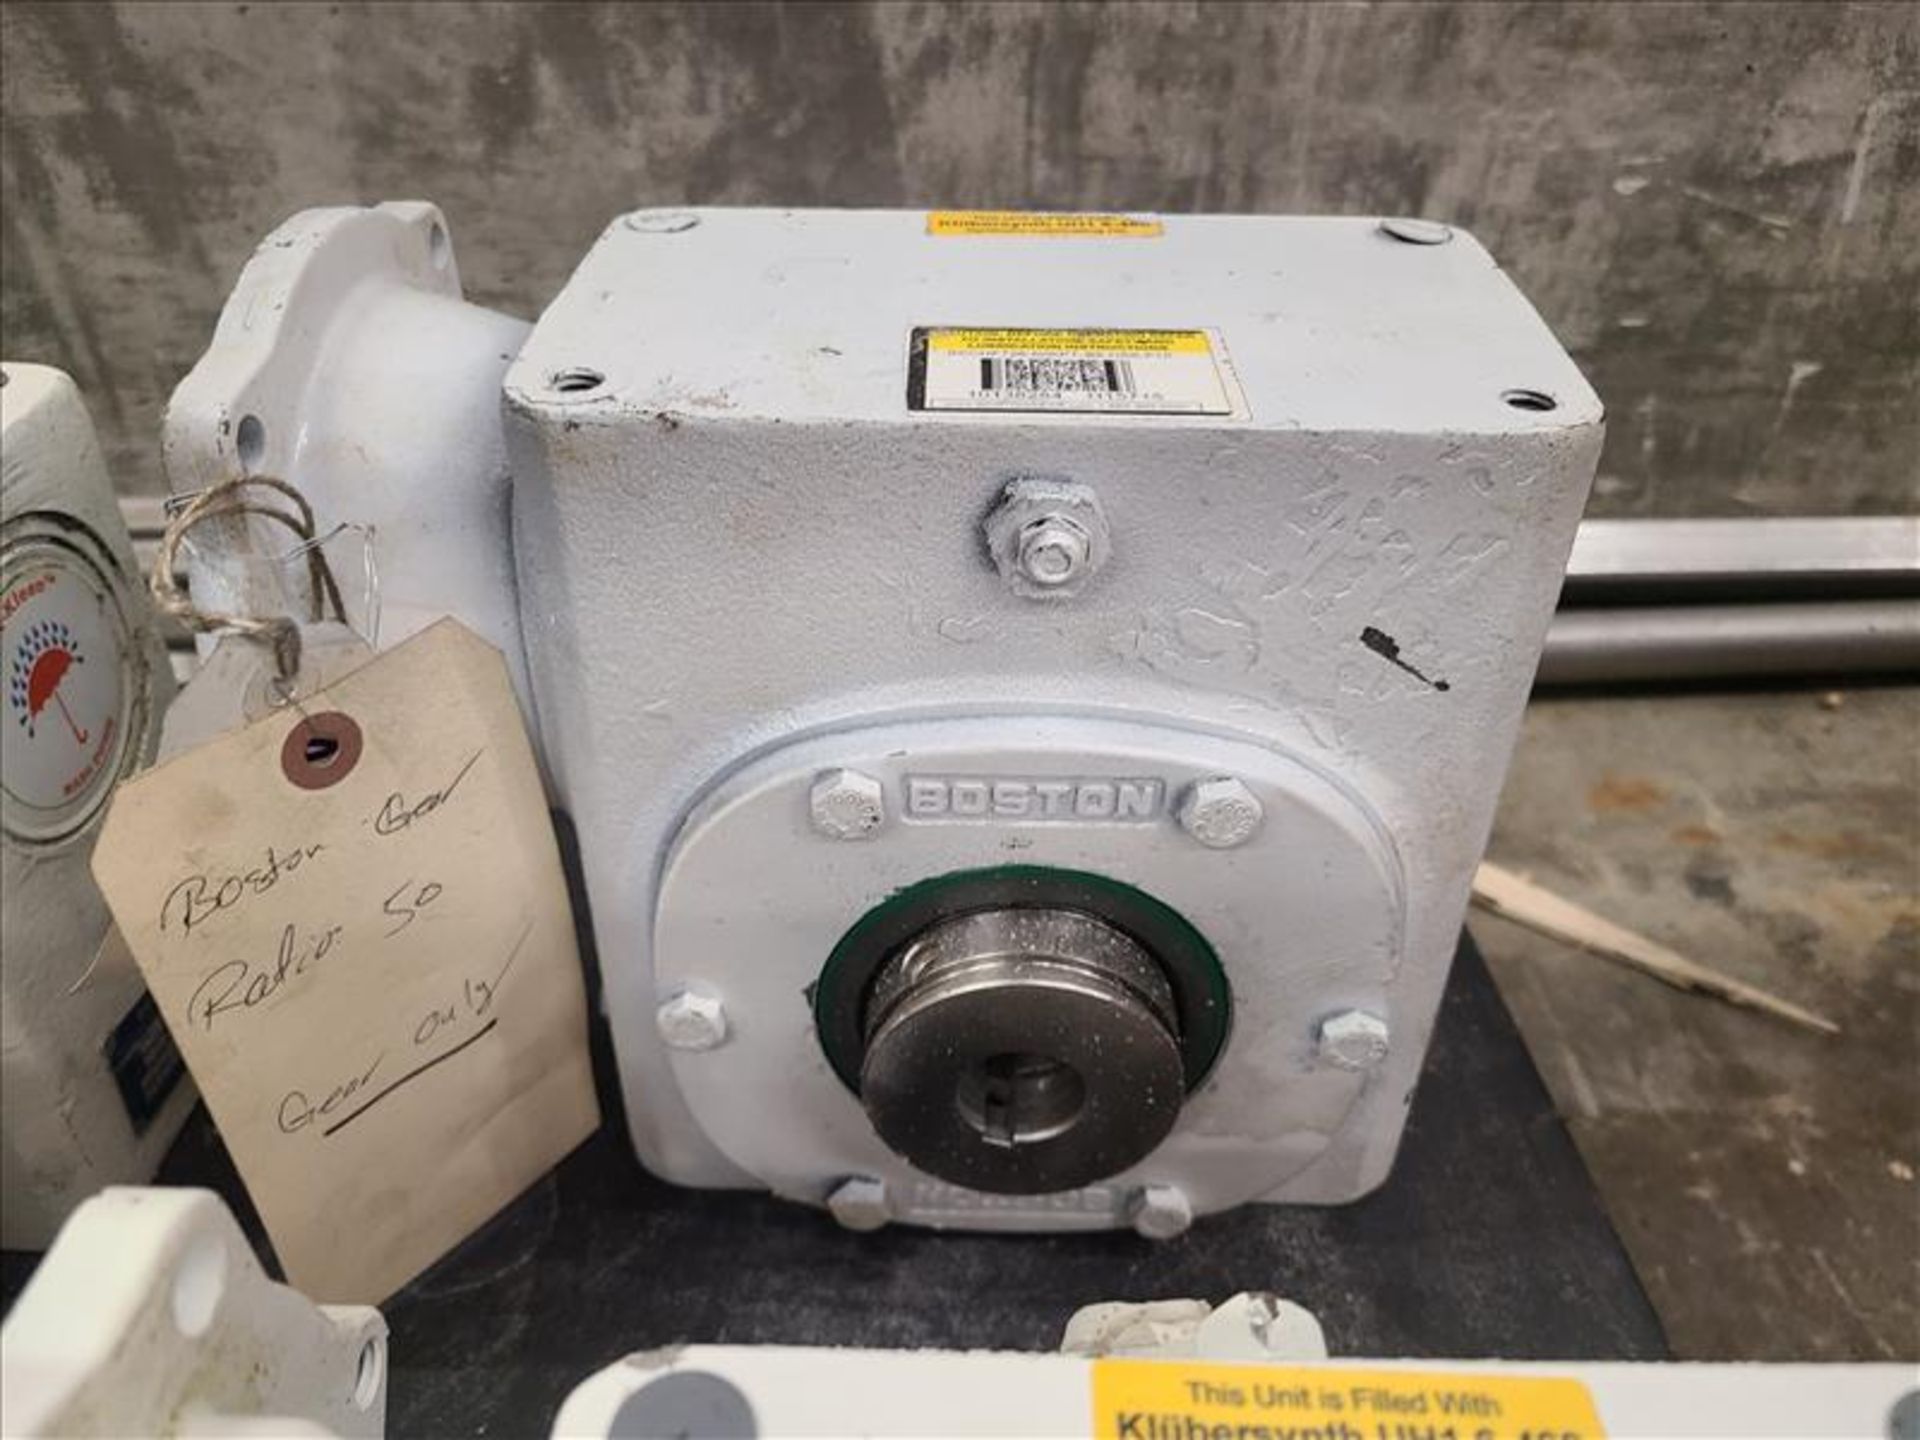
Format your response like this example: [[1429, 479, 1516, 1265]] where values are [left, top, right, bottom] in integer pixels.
[[91, 619, 598, 1303]]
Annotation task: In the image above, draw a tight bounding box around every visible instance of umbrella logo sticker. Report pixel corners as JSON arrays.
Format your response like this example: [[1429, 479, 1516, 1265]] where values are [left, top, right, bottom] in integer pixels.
[[9, 617, 89, 745], [2, 557, 132, 842]]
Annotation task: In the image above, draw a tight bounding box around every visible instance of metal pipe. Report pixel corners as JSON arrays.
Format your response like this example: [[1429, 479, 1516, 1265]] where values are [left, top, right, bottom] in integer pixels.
[[1538, 600, 1920, 686], [1563, 517, 1919, 603]]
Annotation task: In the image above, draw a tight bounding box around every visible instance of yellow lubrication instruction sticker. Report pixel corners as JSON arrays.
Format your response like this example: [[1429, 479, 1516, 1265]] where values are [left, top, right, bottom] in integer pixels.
[[909, 328, 1239, 416], [1091, 1361, 1607, 1440], [928, 328, 1211, 355], [928, 210, 1164, 237]]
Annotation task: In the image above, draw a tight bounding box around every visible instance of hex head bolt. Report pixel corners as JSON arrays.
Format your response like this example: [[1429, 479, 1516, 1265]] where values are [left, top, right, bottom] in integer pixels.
[[984, 479, 1112, 600], [826, 1176, 891, 1232], [1127, 1184, 1194, 1240], [810, 768, 885, 840], [1176, 777, 1264, 849], [657, 990, 729, 1051], [1317, 1010, 1390, 1071]]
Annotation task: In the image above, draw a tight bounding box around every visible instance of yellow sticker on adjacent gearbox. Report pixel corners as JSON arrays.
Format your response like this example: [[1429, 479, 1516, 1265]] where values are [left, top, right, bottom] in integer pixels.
[[1091, 1361, 1607, 1440], [928, 210, 1164, 237]]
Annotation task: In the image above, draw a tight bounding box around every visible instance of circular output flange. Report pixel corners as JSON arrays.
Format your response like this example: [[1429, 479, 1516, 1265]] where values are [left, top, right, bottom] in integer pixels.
[[815, 865, 1231, 1195], [861, 907, 1185, 1194]]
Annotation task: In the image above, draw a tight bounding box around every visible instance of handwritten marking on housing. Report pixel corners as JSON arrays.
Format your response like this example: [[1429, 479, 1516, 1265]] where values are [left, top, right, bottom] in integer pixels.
[[1360, 626, 1451, 692]]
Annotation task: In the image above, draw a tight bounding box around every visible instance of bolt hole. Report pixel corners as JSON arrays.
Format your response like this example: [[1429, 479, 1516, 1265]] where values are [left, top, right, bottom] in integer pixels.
[[1378, 217, 1453, 246], [550, 367, 606, 395], [426, 221, 450, 270], [235, 413, 267, 471], [1502, 388, 1558, 413], [352, 1336, 385, 1410], [624, 210, 702, 234], [170, 1232, 227, 1337], [956, 1051, 1087, 1149]]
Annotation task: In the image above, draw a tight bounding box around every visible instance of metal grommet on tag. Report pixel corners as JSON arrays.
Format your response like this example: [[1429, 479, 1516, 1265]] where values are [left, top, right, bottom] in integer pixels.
[[280, 711, 363, 790]]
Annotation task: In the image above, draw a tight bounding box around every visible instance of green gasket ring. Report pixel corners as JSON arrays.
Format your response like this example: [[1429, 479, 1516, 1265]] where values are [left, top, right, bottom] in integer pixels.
[[812, 864, 1232, 1097]]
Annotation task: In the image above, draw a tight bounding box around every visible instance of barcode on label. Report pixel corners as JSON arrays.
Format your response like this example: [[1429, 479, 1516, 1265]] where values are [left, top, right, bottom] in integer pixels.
[[980, 357, 1137, 396], [909, 327, 1240, 417]]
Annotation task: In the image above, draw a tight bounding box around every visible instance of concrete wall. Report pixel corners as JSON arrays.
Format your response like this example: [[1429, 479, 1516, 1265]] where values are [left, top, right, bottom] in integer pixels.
[[3, 1, 1915, 514]]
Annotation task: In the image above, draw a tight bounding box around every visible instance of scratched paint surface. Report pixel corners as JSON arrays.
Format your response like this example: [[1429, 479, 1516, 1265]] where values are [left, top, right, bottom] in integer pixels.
[[1, 1, 1915, 515]]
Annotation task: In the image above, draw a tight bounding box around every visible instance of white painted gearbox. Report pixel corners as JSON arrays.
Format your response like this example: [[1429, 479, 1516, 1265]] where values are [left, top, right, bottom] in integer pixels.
[[1, 364, 189, 1249], [168, 204, 1601, 1232], [499, 209, 1604, 1231]]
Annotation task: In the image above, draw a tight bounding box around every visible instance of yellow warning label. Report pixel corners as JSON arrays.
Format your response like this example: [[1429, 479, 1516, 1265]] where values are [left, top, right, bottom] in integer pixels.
[[927, 328, 1211, 355], [1091, 1361, 1607, 1440], [928, 210, 1164, 237]]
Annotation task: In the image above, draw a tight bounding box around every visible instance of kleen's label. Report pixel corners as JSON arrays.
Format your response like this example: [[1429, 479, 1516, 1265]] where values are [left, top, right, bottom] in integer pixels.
[[908, 327, 1241, 416], [1091, 1362, 1607, 1440], [928, 210, 1163, 237], [2, 546, 138, 845]]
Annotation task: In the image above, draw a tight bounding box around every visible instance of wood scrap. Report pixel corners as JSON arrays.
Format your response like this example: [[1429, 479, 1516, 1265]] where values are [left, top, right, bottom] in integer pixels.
[[1471, 861, 1841, 1036]]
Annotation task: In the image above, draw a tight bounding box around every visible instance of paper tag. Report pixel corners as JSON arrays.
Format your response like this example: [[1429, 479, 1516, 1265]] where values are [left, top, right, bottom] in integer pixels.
[[909, 327, 1242, 416], [91, 618, 598, 1303], [1091, 1361, 1607, 1440], [927, 210, 1164, 237]]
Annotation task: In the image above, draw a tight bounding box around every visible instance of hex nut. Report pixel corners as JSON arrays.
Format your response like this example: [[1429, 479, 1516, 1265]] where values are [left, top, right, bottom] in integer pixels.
[[984, 478, 1111, 600], [1317, 1009, 1390, 1071], [1127, 1184, 1193, 1241], [810, 768, 885, 840], [656, 990, 728, 1051], [826, 1176, 891, 1232], [1176, 777, 1264, 849]]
